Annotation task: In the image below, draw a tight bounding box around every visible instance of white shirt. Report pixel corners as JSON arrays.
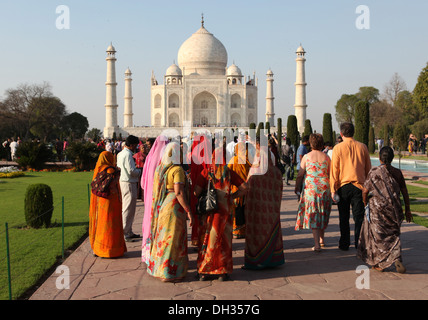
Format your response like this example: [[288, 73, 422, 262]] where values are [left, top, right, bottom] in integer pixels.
[[117, 148, 141, 183]]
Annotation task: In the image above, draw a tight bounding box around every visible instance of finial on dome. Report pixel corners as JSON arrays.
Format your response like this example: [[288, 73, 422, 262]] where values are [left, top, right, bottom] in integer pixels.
[[201, 13, 205, 28]]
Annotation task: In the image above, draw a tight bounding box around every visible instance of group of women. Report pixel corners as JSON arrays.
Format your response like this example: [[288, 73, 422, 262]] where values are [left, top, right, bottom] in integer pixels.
[[89, 133, 285, 283], [89, 130, 413, 283]]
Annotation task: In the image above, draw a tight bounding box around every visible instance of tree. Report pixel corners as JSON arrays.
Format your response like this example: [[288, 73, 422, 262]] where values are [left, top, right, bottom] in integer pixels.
[[287, 115, 299, 151], [277, 118, 283, 153], [303, 119, 313, 137], [87, 128, 102, 142], [383, 72, 407, 106], [356, 86, 380, 105], [29, 96, 67, 141], [256, 122, 264, 138], [322, 113, 334, 145], [413, 62, 428, 119], [383, 124, 391, 147], [396, 90, 419, 126], [335, 94, 359, 124], [393, 124, 409, 151], [0, 82, 54, 139], [368, 126, 375, 153], [62, 112, 89, 140], [265, 122, 271, 135], [354, 101, 370, 146]]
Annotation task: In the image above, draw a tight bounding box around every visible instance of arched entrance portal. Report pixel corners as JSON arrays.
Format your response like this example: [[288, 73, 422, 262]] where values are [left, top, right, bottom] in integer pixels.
[[193, 91, 217, 126]]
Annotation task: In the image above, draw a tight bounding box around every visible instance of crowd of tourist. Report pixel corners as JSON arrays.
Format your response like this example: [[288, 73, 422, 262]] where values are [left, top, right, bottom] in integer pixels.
[[88, 122, 414, 284]]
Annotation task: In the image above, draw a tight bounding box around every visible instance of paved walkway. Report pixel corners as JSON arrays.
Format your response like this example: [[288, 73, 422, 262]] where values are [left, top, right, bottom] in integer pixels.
[[29, 180, 428, 301]]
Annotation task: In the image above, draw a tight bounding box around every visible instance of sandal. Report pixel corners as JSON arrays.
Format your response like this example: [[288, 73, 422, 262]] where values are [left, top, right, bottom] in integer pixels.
[[372, 266, 384, 272], [218, 274, 230, 282], [312, 246, 321, 252], [395, 261, 406, 274]]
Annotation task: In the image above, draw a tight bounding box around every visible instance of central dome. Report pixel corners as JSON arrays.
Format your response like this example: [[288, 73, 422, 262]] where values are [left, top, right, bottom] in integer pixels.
[[177, 25, 228, 76]]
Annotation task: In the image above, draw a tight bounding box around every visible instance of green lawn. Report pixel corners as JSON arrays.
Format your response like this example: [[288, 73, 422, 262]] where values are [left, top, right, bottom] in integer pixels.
[[0, 171, 93, 300]]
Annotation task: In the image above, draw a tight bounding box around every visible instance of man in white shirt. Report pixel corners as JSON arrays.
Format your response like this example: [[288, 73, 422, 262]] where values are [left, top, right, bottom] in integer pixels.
[[117, 135, 142, 242], [9, 138, 18, 161]]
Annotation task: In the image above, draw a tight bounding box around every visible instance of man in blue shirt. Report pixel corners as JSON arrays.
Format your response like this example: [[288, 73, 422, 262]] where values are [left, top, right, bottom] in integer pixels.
[[117, 135, 142, 242], [296, 135, 310, 173]]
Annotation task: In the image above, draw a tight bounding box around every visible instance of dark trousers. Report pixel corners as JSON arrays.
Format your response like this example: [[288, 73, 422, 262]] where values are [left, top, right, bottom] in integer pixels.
[[336, 183, 365, 250]]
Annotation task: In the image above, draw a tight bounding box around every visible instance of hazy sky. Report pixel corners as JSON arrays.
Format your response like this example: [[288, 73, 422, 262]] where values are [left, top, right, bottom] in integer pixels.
[[1, 0, 427, 134]]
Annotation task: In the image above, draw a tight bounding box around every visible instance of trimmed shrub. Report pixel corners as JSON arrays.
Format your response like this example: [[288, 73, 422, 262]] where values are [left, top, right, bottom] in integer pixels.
[[15, 141, 54, 171], [65, 141, 101, 171], [25, 184, 54, 229]]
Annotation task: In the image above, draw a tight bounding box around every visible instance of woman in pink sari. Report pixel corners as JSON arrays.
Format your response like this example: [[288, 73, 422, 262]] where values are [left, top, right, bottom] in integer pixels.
[[141, 135, 169, 264]]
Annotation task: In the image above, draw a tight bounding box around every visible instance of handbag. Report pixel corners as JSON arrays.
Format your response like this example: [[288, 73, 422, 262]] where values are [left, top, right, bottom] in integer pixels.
[[91, 166, 119, 199], [196, 178, 218, 216]]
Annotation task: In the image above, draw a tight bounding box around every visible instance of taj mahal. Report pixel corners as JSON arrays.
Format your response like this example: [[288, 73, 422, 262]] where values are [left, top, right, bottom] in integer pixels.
[[103, 17, 308, 139]]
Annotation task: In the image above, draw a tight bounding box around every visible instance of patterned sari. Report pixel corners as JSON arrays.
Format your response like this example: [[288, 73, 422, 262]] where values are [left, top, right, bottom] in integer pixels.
[[195, 147, 244, 276], [244, 149, 284, 269], [189, 134, 211, 246], [244, 151, 284, 269], [228, 142, 251, 239], [357, 165, 405, 269], [89, 151, 127, 258], [141, 136, 169, 264], [147, 162, 189, 281]]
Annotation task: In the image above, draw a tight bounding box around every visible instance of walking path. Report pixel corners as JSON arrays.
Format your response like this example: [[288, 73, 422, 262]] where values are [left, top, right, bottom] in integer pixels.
[[29, 181, 428, 301]]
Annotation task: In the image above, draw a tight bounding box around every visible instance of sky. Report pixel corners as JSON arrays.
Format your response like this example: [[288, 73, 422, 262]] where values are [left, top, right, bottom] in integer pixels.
[[0, 0, 427, 134]]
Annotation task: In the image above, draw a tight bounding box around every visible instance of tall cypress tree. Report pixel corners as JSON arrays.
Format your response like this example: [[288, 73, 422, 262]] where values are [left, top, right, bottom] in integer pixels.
[[368, 126, 375, 153], [354, 101, 370, 146], [322, 113, 334, 145], [287, 115, 299, 151], [303, 119, 313, 138], [277, 118, 283, 153]]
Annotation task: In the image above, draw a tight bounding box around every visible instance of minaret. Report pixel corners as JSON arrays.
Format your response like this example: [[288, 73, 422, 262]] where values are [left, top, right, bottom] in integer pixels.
[[265, 69, 275, 125], [104, 43, 118, 138], [124, 68, 133, 128], [294, 45, 307, 134]]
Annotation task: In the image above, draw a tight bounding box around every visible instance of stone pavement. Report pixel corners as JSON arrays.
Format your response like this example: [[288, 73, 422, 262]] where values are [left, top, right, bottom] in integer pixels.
[[30, 182, 428, 301]]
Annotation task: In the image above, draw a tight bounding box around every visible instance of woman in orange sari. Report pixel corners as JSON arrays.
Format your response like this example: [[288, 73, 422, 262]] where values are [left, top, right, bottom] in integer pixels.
[[194, 145, 247, 281], [89, 151, 127, 258], [228, 141, 252, 239]]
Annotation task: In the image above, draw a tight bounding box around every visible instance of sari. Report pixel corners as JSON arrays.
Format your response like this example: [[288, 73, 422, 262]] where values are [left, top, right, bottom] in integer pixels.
[[244, 148, 284, 270], [357, 165, 406, 269], [195, 147, 244, 276], [147, 148, 189, 282], [189, 134, 211, 246], [89, 151, 127, 258], [228, 142, 251, 239], [141, 136, 169, 264]]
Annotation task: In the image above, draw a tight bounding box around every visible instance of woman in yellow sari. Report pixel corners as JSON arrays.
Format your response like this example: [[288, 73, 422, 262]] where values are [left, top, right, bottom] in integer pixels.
[[228, 141, 252, 239], [89, 151, 127, 258], [148, 142, 193, 282]]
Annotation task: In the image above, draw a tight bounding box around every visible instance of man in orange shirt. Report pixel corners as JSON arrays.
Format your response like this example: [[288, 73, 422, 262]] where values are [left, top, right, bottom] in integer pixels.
[[330, 123, 371, 251]]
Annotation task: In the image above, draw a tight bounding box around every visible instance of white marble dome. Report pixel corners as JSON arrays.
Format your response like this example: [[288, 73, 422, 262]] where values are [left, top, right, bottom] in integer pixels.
[[178, 25, 228, 76], [166, 63, 182, 76], [227, 63, 242, 76]]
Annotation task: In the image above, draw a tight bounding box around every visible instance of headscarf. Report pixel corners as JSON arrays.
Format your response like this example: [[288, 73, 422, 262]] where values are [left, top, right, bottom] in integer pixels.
[[141, 136, 169, 263], [93, 151, 116, 180]]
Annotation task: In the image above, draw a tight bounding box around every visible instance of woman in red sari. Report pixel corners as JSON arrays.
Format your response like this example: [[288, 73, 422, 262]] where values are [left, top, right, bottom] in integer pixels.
[[89, 151, 127, 258], [194, 144, 248, 281], [189, 134, 211, 247]]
